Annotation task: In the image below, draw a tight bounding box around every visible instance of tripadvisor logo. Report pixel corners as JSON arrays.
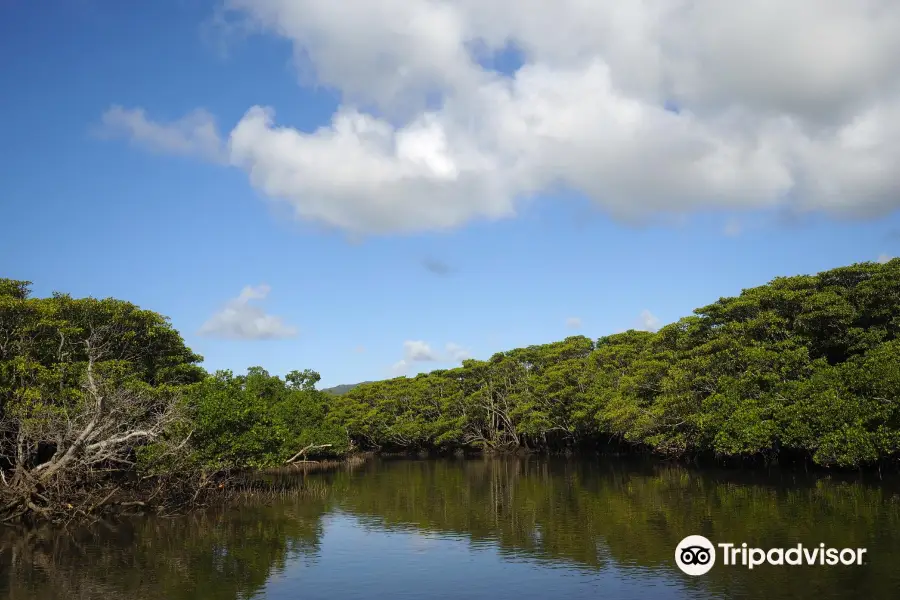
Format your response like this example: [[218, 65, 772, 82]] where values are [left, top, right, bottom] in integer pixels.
[[675, 535, 867, 576], [676, 535, 716, 576]]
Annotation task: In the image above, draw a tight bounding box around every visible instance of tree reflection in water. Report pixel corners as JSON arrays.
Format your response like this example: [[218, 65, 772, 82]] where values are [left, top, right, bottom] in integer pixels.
[[3, 458, 900, 600]]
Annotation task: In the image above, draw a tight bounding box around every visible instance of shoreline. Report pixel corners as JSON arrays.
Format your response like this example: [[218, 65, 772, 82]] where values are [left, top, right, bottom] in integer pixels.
[[5, 450, 900, 527], [365, 446, 900, 476]]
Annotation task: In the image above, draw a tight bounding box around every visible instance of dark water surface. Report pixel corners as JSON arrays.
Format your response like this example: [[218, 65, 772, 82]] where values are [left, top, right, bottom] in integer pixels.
[[3, 458, 900, 599]]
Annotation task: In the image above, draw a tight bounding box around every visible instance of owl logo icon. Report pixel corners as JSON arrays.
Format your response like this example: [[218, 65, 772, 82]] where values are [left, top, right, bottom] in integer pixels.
[[675, 535, 716, 576]]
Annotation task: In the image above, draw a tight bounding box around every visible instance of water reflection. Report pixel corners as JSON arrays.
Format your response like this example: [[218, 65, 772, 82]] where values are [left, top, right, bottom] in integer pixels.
[[0, 501, 327, 600], [2, 458, 899, 599], [325, 458, 900, 598]]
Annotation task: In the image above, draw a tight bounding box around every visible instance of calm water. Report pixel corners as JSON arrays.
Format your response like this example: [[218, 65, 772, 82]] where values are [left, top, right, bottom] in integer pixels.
[[3, 457, 900, 600]]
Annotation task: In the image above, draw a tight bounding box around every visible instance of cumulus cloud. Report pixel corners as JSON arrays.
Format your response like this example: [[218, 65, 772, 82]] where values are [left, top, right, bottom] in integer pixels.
[[97, 105, 227, 163], [105, 0, 900, 233], [565, 317, 582, 329], [638, 309, 661, 332], [392, 340, 470, 373], [199, 284, 297, 339], [422, 257, 455, 275], [403, 340, 439, 362], [445, 342, 471, 362], [877, 254, 893, 264]]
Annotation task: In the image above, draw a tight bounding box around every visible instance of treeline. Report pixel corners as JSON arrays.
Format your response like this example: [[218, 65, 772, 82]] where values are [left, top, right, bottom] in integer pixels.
[[0, 279, 347, 522], [1, 259, 898, 521], [329, 260, 900, 468]]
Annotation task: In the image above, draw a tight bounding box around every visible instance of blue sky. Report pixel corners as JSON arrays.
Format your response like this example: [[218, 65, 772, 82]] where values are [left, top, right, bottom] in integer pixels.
[[2, 0, 898, 388]]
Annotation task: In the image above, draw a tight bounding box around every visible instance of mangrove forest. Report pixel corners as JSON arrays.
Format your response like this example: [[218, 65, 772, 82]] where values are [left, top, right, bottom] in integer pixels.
[[1, 258, 898, 522]]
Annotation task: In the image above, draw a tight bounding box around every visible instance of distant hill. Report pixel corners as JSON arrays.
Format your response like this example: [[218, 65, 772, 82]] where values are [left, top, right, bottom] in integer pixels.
[[321, 381, 371, 395]]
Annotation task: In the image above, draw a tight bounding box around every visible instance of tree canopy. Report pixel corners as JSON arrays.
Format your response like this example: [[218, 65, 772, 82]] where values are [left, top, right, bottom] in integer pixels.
[[329, 260, 900, 468], [1, 258, 897, 522], [0, 280, 342, 521]]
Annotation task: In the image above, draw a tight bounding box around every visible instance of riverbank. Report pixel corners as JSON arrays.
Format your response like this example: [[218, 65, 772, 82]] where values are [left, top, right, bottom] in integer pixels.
[[6, 441, 899, 527], [0, 454, 374, 525], [370, 444, 900, 477], [12, 445, 895, 528]]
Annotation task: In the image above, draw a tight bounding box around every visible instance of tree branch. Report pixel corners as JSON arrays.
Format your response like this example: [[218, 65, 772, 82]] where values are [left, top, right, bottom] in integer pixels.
[[285, 444, 332, 464]]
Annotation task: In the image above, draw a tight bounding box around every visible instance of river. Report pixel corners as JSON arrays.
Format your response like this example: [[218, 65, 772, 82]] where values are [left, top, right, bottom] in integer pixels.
[[2, 457, 899, 599]]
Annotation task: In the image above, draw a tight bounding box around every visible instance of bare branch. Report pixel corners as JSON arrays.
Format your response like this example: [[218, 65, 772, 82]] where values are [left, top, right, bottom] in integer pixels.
[[285, 444, 332, 464], [38, 353, 105, 482], [0, 328, 195, 522], [85, 430, 158, 454]]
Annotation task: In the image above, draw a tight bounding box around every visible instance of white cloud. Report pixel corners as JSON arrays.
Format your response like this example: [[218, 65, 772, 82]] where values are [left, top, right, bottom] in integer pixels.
[[877, 254, 893, 264], [106, 0, 900, 233], [445, 342, 471, 362], [565, 317, 582, 329], [199, 284, 297, 339], [638, 309, 661, 333], [98, 105, 227, 163], [403, 340, 438, 362], [392, 339, 470, 373]]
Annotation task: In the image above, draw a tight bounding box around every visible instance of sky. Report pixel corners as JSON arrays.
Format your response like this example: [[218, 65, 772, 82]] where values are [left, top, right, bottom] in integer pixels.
[[1, 0, 899, 388]]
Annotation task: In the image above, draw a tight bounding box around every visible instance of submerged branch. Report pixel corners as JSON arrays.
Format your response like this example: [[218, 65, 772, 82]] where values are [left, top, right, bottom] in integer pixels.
[[285, 444, 333, 464]]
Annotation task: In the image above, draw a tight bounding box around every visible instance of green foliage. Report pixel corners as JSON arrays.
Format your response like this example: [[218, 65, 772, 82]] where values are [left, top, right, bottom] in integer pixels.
[[0, 278, 31, 300], [0, 278, 348, 494], [4, 258, 899, 478], [0, 281, 206, 460], [332, 260, 900, 467], [186, 367, 349, 470]]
